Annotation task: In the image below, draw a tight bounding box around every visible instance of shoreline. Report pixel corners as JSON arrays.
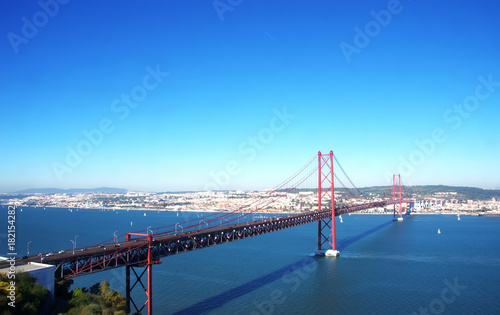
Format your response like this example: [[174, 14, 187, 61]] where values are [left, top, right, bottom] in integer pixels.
[[4, 205, 499, 217], [1, 205, 297, 214]]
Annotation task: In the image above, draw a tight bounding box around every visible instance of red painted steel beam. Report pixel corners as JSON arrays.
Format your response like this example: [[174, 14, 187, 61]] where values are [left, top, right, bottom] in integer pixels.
[[329, 150, 336, 251]]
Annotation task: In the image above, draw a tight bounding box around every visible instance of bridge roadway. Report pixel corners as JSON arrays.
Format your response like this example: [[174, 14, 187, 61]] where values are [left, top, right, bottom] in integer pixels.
[[3, 199, 412, 280]]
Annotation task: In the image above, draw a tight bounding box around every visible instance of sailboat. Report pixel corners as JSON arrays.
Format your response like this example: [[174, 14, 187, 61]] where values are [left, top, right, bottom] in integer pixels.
[[339, 215, 343, 223], [438, 228, 441, 234], [457, 214, 461, 221]]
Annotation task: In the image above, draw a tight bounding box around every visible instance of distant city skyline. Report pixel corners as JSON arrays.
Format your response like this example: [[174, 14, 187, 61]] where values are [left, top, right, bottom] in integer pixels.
[[1, 0, 499, 193]]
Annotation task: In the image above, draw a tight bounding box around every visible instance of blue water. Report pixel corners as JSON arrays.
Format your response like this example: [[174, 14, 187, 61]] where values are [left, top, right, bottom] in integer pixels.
[[2, 206, 500, 314]]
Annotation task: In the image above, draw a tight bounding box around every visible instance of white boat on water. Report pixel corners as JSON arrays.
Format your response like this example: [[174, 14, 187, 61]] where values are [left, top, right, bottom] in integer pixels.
[[457, 214, 461, 221], [438, 228, 441, 234], [339, 215, 343, 223]]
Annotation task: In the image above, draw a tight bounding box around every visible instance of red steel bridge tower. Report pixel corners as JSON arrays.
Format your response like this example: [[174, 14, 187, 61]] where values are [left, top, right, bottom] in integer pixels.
[[315, 151, 340, 257], [393, 174, 403, 221], [125, 232, 160, 315]]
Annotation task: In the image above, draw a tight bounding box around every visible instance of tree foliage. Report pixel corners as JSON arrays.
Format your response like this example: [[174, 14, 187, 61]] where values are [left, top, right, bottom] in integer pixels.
[[55, 278, 74, 300], [62, 280, 127, 315], [0, 272, 49, 315]]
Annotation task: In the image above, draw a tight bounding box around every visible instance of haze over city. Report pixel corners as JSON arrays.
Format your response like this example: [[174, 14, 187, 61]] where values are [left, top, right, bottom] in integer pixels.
[[1, 0, 499, 192]]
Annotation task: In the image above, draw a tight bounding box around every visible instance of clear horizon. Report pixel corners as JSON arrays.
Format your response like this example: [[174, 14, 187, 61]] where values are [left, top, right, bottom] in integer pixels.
[[1, 0, 499, 192]]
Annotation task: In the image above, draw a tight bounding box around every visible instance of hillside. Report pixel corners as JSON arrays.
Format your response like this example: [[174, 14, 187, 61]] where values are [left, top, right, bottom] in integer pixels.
[[356, 185, 500, 201], [14, 187, 128, 194]]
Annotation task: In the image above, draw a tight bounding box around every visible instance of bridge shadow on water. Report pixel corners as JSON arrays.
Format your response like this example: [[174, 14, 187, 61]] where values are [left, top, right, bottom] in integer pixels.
[[173, 219, 396, 315], [336, 219, 394, 251]]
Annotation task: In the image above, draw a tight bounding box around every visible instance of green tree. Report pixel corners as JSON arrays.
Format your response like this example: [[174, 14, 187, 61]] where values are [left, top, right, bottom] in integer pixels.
[[62, 280, 128, 315], [89, 282, 101, 295], [100, 281, 127, 312], [0, 272, 49, 315], [55, 278, 74, 300]]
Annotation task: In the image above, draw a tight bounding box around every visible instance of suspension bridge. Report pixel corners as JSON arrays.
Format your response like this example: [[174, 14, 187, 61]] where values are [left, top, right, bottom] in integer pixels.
[[5, 151, 414, 314]]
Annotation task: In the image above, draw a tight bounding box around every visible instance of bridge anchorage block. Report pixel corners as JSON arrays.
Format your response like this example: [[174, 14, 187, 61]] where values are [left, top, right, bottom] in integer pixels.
[[315, 249, 340, 257]]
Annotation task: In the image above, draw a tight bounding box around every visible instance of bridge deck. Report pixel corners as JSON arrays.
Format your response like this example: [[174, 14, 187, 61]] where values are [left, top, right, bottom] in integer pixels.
[[2, 199, 412, 280]]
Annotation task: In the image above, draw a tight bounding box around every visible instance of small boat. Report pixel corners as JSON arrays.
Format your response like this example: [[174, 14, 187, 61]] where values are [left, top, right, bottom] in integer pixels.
[[339, 215, 343, 223], [457, 214, 461, 221], [144, 213, 146, 216], [131, 221, 133, 227], [438, 229, 441, 234]]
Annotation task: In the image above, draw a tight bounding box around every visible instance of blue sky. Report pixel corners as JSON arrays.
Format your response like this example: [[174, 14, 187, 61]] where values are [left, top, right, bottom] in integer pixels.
[[1, 0, 499, 192]]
